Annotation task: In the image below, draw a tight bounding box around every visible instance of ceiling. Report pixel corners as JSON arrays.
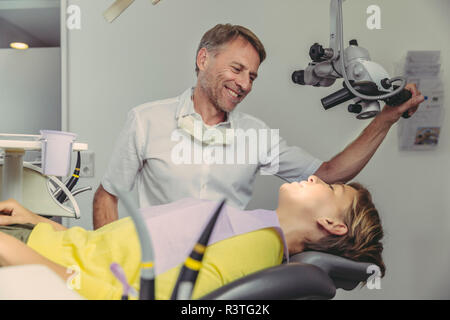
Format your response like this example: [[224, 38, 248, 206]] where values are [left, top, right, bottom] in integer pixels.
[[0, 0, 60, 48]]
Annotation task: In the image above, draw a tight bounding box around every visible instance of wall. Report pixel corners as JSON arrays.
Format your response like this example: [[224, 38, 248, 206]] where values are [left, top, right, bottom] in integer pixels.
[[0, 47, 61, 134], [65, 0, 450, 299]]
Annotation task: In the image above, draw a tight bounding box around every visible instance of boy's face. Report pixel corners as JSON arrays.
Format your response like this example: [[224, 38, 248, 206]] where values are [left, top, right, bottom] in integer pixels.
[[278, 175, 357, 240]]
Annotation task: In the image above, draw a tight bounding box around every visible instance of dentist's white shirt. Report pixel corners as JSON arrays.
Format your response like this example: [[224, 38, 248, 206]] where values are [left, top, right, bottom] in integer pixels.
[[102, 88, 323, 209]]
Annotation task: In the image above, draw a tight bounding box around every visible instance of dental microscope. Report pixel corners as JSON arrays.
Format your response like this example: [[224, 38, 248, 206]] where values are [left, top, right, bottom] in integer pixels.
[[292, 0, 412, 119]]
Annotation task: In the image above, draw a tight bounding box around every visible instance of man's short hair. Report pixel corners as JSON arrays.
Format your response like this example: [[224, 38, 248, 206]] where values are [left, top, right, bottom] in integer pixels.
[[195, 23, 266, 75]]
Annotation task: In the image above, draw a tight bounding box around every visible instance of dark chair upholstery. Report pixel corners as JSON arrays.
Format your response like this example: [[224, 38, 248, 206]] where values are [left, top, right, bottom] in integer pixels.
[[200, 251, 376, 300]]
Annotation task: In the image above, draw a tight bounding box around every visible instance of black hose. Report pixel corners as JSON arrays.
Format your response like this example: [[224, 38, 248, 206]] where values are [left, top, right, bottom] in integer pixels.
[[170, 199, 226, 300], [56, 151, 81, 203]]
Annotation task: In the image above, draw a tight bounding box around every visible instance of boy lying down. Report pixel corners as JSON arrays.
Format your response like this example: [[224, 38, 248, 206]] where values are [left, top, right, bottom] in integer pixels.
[[0, 175, 385, 300]]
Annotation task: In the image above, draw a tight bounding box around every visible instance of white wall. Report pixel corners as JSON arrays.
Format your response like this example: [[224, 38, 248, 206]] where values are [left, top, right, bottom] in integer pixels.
[[65, 0, 450, 299], [0, 47, 61, 134]]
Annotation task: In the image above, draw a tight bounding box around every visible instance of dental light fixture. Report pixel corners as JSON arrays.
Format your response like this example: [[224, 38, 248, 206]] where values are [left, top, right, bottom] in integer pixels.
[[104, 0, 162, 23]]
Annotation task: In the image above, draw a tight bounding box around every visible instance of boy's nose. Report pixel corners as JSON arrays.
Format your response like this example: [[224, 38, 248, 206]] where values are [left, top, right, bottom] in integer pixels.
[[308, 175, 318, 183]]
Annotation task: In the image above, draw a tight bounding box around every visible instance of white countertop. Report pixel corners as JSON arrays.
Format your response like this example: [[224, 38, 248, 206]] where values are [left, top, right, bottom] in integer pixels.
[[0, 134, 88, 151]]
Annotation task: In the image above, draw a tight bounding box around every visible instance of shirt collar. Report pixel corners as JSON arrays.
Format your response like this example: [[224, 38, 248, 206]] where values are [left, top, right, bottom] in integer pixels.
[[175, 87, 235, 128], [175, 87, 196, 120]]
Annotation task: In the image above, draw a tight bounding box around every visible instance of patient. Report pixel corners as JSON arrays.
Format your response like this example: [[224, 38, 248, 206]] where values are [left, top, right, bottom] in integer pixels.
[[0, 175, 385, 300]]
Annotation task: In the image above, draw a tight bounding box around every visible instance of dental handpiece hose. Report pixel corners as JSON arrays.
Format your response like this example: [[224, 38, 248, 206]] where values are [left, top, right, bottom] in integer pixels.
[[170, 199, 226, 300], [111, 186, 156, 300], [56, 151, 81, 203]]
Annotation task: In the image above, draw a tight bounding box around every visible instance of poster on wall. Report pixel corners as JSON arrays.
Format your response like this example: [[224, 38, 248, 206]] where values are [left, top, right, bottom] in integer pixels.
[[397, 51, 445, 150]]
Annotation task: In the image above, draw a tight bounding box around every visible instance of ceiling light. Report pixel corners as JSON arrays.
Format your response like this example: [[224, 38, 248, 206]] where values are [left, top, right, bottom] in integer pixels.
[[10, 42, 29, 50]]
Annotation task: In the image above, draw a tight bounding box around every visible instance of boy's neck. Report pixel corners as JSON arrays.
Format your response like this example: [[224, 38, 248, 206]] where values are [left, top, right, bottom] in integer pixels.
[[275, 207, 306, 256]]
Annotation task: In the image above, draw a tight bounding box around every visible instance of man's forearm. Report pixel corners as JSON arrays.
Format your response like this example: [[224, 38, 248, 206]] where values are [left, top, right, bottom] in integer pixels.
[[93, 185, 118, 230], [316, 115, 391, 184]]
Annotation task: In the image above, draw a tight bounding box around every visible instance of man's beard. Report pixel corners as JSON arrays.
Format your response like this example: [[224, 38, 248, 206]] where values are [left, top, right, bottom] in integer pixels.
[[198, 72, 234, 113]]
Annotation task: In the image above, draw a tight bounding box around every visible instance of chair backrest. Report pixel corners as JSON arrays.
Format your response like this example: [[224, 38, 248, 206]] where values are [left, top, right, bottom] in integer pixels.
[[289, 251, 376, 290], [201, 251, 378, 300], [200, 262, 336, 300]]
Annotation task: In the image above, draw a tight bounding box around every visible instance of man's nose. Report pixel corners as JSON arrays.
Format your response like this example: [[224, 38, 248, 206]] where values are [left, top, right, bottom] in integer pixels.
[[236, 74, 252, 93]]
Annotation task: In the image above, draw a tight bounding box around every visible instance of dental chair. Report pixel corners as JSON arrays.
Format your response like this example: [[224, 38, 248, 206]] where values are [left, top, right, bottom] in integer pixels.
[[201, 251, 375, 300]]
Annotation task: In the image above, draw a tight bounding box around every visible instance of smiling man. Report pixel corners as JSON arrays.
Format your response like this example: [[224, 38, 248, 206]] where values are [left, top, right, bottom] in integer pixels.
[[194, 28, 262, 120], [93, 23, 424, 229]]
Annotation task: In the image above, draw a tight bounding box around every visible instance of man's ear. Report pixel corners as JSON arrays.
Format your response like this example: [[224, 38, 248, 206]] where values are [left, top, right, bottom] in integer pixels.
[[196, 47, 209, 72], [317, 217, 348, 236]]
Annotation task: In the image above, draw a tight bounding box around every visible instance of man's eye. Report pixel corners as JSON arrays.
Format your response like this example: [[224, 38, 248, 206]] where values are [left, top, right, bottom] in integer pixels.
[[329, 184, 334, 191], [231, 66, 240, 72]]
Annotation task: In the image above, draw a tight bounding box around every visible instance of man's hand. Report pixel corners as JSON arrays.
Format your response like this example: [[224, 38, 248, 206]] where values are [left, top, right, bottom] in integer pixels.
[[0, 199, 39, 226], [377, 83, 425, 127]]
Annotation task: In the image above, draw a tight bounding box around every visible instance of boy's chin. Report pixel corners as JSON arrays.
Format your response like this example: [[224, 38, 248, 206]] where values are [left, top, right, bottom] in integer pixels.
[[279, 183, 290, 191]]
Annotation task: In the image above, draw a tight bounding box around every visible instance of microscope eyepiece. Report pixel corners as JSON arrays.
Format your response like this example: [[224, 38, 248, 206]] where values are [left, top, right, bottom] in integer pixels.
[[348, 104, 362, 114], [292, 70, 306, 85], [321, 81, 380, 110], [321, 87, 354, 110], [309, 43, 325, 62]]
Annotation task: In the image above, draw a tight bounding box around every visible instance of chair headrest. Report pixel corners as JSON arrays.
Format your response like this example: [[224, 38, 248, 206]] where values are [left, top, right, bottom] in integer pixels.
[[289, 251, 377, 290]]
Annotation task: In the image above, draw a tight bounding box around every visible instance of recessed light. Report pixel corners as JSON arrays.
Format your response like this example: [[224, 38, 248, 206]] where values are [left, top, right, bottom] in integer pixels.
[[10, 42, 29, 50]]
